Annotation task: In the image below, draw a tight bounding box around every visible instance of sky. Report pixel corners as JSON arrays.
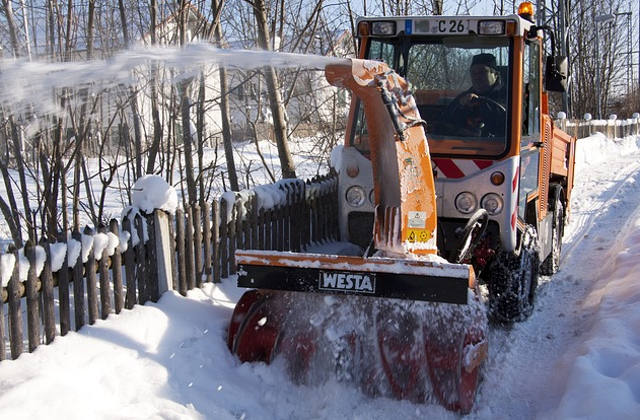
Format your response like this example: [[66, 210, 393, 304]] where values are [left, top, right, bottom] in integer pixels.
[[1, 130, 639, 419]]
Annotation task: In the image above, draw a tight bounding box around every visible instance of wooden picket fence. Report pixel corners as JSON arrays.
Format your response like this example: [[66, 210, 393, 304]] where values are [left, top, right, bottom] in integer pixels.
[[0, 171, 338, 361], [556, 118, 640, 140]]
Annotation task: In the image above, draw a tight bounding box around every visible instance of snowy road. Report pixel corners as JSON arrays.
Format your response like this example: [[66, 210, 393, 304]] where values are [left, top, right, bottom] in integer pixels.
[[475, 136, 640, 419], [1, 134, 639, 419]]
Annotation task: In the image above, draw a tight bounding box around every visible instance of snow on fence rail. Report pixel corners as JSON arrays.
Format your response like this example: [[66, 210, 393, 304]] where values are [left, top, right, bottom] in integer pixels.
[[0, 171, 338, 361]]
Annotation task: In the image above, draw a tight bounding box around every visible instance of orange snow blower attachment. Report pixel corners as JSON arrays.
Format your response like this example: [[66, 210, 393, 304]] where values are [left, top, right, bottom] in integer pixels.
[[326, 59, 439, 257], [228, 59, 488, 414]]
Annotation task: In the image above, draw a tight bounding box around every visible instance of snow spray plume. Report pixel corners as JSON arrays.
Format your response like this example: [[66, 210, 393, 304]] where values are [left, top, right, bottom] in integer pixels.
[[0, 43, 349, 122]]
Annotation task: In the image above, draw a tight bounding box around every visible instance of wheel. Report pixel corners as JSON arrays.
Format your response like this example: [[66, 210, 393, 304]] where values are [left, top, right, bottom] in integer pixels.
[[541, 192, 564, 275], [487, 225, 540, 323]]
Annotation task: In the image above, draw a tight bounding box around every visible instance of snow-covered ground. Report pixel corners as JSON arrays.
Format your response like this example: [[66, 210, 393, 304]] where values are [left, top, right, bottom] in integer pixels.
[[1, 132, 639, 419]]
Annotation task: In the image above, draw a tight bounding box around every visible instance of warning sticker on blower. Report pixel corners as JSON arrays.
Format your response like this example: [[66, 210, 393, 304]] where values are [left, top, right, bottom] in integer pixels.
[[408, 211, 427, 228], [318, 271, 376, 294], [407, 228, 432, 243]]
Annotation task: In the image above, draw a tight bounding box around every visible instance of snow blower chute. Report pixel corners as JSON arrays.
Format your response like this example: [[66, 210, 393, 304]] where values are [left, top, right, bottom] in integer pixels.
[[227, 59, 488, 414]]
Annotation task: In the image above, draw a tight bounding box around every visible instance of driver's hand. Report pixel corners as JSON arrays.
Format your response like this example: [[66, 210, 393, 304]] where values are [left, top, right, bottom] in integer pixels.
[[459, 93, 479, 106]]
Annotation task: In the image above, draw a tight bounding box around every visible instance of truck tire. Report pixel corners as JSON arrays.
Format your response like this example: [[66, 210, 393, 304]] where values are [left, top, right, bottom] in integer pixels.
[[540, 192, 564, 275], [487, 225, 540, 323]]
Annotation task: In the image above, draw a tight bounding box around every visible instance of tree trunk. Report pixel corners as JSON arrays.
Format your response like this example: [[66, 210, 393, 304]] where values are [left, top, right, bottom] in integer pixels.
[[196, 73, 207, 199], [86, 0, 95, 59], [213, 0, 239, 191], [117, 0, 129, 47], [180, 82, 198, 204], [18, 0, 31, 59], [9, 119, 35, 242], [2, 0, 21, 57], [146, 0, 163, 174], [252, 0, 296, 179]]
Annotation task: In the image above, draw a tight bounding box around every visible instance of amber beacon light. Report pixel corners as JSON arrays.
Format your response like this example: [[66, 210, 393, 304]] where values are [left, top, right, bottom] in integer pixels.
[[517, 2, 535, 21]]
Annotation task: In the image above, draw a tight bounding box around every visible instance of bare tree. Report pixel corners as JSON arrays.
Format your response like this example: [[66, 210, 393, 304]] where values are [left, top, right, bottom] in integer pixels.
[[246, 0, 296, 179], [212, 0, 240, 191]]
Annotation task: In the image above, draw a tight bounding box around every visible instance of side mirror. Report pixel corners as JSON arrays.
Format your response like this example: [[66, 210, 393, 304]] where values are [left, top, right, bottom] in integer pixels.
[[544, 56, 568, 92]]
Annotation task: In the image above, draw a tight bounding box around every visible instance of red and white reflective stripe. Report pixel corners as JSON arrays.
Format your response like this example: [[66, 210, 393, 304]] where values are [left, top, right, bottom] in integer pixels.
[[511, 209, 517, 230], [512, 166, 519, 193], [432, 158, 494, 179]]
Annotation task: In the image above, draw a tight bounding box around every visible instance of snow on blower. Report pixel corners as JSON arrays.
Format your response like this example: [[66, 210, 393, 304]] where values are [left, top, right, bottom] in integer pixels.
[[228, 3, 576, 414]]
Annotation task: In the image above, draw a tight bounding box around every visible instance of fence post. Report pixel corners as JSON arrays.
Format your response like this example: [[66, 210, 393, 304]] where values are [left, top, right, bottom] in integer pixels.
[[185, 206, 196, 291], [176, 209, 187, 296], [71, 230, 85, 331], [202, 202, 212, 284], [39, 239, 56, 344], [56, 233, 71, 335], [220, 199, 229, 278], [193, 204, 203, 288], [134, 215, 147, 304], [25, 241, 40, 352], [109, 219, 124, 314], [98, 225, 112, 320], [122, 217, 137, 309], [212, 200, 220, 283], [147, 209, 174, 302], [84, 226, 99, 325], [8, 248, 23, 359]]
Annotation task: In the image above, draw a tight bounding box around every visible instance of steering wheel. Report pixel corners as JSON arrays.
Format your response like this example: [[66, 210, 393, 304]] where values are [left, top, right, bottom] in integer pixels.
[[445, 95, 506, 137]]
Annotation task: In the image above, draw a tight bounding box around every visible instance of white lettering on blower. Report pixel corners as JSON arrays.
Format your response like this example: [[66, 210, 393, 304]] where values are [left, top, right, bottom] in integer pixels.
[[318, 271, 376, 294]]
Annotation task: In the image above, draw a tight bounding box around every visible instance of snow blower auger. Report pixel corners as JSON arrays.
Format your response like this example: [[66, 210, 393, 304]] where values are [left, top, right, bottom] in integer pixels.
[[227, 59, 488, 414]]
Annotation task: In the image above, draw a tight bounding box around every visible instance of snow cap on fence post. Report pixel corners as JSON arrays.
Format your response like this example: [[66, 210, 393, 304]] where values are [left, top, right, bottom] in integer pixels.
[[583, 113, 593, 136], [131, 175, 177, 302], [132, 175, 178, 215]]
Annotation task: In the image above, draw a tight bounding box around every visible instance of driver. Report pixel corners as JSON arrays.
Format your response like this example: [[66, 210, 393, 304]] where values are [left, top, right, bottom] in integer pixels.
[[447, 53, 506, 137]]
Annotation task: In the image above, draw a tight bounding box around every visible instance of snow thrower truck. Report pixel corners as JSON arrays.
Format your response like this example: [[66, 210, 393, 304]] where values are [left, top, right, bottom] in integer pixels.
[[228, 3, 575, 414]]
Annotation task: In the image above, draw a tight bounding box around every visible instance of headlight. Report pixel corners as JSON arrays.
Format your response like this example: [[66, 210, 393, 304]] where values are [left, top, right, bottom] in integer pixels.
[[455, 192, 477, 214], [346, 186, 366, 207], [481, 193, 504, 215]]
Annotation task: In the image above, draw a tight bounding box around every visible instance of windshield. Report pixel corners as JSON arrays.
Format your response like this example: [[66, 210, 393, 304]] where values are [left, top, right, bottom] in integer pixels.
[[352, 36, 512, 158]]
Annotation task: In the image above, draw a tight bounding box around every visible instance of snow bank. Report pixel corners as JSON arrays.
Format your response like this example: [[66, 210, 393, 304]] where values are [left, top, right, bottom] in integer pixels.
[[575, 133, 640, 166], [545, 215, 640, 418], [132, 175, 178, 215]]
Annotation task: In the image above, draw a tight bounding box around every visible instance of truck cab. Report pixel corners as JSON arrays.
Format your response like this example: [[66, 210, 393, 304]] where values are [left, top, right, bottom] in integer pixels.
[[335, 8, 575, 321]]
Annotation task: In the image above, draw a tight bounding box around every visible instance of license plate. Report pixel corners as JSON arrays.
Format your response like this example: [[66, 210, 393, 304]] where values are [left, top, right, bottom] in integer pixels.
[[416, 19, 468, 34]]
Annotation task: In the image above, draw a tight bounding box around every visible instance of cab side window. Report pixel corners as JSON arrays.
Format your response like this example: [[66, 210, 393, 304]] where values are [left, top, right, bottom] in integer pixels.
[[521, 41, 541, 140]]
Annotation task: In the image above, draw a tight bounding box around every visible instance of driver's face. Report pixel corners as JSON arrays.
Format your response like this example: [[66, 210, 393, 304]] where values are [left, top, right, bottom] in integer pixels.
[[470, 64, 497, 94]]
